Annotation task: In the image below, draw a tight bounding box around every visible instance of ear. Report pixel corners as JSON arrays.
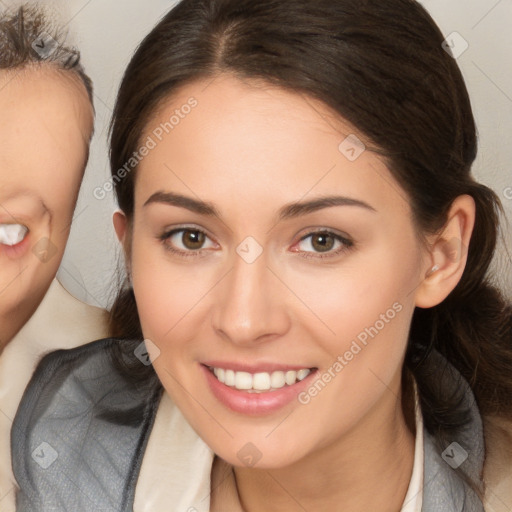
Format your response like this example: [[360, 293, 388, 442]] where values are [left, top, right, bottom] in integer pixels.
[[415, 194, 476, 308], [113, 209, 132, 261], [113, 209, 133, 280], [113, 209, 128, 245]]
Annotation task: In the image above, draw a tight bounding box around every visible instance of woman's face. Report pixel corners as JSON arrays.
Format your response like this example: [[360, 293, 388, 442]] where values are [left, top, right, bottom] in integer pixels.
[[126, 74, 429, 468], [0, 67, 93, 350]]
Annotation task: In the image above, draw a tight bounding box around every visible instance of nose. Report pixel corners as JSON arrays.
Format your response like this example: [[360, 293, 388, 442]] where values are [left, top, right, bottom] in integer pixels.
[[211, 247, 290, 346]]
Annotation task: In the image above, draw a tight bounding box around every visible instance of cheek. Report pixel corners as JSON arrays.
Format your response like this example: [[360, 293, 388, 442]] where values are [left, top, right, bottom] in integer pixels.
[[40, 158, 84, 231], [0, 255, 60, 319], [131, 245, 213, 343], [283, 275, 415, 457], [50, 192, 80, 234], [0, 211, 64, 305], [301, 275, 410, 396], [283, 251, 416, 350], [284, 243, 419, 405]]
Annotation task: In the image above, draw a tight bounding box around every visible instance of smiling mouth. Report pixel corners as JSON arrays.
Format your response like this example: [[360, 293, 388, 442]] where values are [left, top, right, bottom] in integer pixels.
[[206, 365, 317, 393], [0, 224, 28, 246]]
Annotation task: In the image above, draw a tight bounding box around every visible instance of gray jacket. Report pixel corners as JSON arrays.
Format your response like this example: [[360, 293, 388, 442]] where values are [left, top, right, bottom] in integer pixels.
[[11, 338, 485, 511]]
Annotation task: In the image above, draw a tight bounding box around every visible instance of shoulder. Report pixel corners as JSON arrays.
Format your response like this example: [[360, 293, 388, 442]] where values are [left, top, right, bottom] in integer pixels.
[[12, 338, 162, 511], [14, 337, 150, 421], [419, 348, 486, 511]]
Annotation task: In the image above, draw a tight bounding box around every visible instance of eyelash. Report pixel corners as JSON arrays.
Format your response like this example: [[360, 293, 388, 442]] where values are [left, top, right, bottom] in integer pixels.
[[158, 227, 213, 259], [158, 227, 354, 260], [296, 231, 354, 260]]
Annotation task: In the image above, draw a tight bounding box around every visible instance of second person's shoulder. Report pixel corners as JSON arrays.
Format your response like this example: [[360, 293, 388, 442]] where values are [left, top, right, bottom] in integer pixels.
[[11, 337, 163, 511]]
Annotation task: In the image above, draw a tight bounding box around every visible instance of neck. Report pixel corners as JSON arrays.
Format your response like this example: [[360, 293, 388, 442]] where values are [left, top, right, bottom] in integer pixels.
[[233, 372, 416, 512]]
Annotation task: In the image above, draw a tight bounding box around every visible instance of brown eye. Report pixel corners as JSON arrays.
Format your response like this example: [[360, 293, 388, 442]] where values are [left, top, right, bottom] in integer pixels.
[[182, 229, 205, 250], [295, 230, 354, 260], [310, 232, 335, 252], [160, 227, 217, 257]]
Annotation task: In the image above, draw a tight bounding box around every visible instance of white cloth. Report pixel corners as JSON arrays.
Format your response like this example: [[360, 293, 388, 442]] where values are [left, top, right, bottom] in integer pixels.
[[401, 381, 424, 512], [0, 279, 108, 512], [134, 393, 214, 512], [134, 383, 424, 512]]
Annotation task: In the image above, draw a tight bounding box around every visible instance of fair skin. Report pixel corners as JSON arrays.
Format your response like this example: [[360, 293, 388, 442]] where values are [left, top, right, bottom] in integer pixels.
[[0, 66, 93, 352], [114, 74, 475, 511]]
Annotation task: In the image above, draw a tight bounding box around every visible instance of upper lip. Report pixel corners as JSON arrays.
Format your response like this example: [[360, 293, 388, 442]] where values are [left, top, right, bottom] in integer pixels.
[[202, 361, 316, 373]]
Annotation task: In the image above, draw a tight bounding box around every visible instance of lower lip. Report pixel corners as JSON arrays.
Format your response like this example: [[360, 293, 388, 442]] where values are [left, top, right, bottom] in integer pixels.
[[201, 364, 317, 416], [0, 234, 31, 259]]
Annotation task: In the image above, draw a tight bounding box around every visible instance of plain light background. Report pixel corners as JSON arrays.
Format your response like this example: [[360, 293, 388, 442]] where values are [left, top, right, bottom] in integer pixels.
[[3, 0, 512, 307]]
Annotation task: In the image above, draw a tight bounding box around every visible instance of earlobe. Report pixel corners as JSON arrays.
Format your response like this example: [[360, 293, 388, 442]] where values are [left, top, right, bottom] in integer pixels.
[[415, 194, 476, 309]]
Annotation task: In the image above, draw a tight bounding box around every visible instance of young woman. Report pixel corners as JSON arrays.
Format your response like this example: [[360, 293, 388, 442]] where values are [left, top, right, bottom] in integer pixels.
[[11, 0, 512, 511]]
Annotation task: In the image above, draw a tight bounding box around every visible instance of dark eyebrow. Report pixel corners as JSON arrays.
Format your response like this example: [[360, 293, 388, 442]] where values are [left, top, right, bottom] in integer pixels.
[[278, 195, 376, 220], [143, 191, 376, 220], [144, 191, 220, 216]]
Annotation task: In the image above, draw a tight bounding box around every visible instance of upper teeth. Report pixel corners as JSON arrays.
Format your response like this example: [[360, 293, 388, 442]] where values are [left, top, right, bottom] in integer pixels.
[[212, 367, 312, 392], [0, 224, 28, 246]]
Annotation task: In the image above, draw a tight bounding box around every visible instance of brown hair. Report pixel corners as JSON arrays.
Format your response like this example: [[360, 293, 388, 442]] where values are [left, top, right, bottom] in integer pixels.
[[0, 4, 93, 105], [108, 0, 512, 444]]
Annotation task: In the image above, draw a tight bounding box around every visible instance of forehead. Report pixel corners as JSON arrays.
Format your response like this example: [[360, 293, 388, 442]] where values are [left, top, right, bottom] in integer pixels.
[[139, 75, 359, 178], [0, 65, 93, 133], [135, 74, 412, 220], [0, 66, 93, 180], [146, 74, 350, 145]]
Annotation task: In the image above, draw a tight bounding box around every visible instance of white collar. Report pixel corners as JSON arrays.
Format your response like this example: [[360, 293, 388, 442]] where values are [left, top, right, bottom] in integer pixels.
[[400, 378, 424, 512]]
